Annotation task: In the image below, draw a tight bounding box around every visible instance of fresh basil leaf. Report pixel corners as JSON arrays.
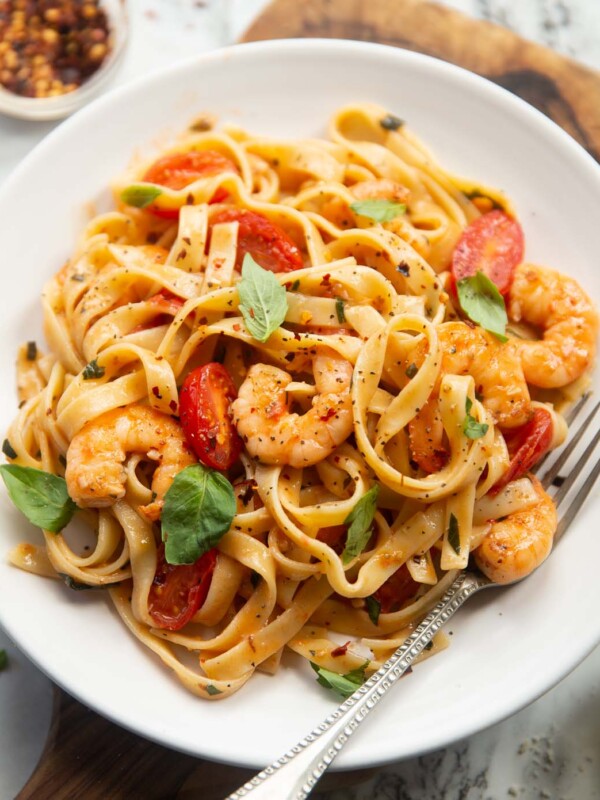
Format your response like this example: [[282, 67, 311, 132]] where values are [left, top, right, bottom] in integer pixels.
[[161, 464, 235, 565], [342, 485, 379, 564], [2, 439, 17, 459], [0, 465, 76, 533], [447, 513, 460, 555], [237, 254, 288, 343], [205, 684, 222, 696], [0, 649, 7, 671], [462, 396, 489, 440], [310, 661, 369, 699], [350, 199, 406, 223], [121, 185, 163, 209], [82, 359, 105, 380], [335, 297, 346, 323], [456, 271, 508, 341], [380, 114, 404, 131], [365, 595, 381, 626]]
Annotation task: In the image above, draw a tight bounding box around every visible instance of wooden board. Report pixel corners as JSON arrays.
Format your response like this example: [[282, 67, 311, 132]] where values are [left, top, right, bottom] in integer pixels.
[[243, 0, 600, 162], [17, 2, 600, 797]]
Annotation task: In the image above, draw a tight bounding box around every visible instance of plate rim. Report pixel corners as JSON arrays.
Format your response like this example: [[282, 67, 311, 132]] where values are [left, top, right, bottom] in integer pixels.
[[1, 37, 600, 770]]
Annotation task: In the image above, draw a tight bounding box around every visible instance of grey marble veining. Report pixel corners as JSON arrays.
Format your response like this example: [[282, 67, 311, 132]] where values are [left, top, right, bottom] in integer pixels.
[[1, 2, 600, 799]]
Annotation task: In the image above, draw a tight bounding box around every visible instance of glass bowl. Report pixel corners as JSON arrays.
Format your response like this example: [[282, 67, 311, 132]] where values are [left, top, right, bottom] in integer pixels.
[[0, 0, 129, 121]]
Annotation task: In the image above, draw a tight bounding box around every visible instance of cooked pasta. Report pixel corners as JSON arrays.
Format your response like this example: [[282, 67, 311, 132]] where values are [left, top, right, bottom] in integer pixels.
[[2, 104, 597, 700]]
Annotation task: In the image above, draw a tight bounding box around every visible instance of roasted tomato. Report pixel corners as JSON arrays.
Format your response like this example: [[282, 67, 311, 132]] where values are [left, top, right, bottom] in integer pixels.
[[316, 525, 347, 554], [210, 207, 303, 273], [372, 564, 419, 614], [494, 407, 554, 492], [143, 150, 239, 218], [148, 544, 217, 630], [451, 210, 524, 296], [179, 363, 242, 471]]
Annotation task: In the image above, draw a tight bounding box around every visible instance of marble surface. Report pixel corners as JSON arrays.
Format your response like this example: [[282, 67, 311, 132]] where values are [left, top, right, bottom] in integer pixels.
[[1, 1, 600, 798]]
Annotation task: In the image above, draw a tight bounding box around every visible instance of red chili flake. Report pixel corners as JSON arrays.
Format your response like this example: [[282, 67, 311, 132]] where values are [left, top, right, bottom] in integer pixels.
[[320, 408, 336, 422], [233, 323, 241, 332], [331, 641, 350, 657], [320, 273, 331, 285], [152, 386, 162, 399], [169, 400, 177, 412], [249, 308, 255, 318]]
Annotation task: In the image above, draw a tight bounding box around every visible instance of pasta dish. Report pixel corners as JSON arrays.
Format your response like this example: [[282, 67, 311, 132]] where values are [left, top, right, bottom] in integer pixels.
[[1, 105, 597, 700]]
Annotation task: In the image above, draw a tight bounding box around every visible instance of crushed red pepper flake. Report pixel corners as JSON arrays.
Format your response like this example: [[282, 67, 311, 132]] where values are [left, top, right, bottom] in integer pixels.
[[0, 0, 112, 98]]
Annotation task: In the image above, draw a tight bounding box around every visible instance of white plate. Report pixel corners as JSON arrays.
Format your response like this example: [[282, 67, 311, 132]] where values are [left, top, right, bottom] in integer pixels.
[[0, 39, 599, 770]]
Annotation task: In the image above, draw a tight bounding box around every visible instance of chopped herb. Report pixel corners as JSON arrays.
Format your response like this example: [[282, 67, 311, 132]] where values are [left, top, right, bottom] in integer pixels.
[[405, 363, 418, 379], [120, 185, 163, 209], [462, 397, 489, 440], [82, 359, 105, 380], [342, 485, 380, 564], [310, 660, 369, 699], [161, 464, 236, 565], [350, 199, 406, 223], [290, 279, 300, 291], [0, 650, 7, 671], [70, 273, 86, 282], [205, 684, 222, 696], [237, 254, 288, 343], [380, 114, 404, 131], [365, 595, 381, 626], [447, 513, 460, 555], [456, 271, 508, 341], [26, 341, 37, 361], [335, 297, 346, 324], [59, 573, 102, 591], [2, 439, 17, 459], [464, 189, 502, 210], [0, 465, 76, 533]]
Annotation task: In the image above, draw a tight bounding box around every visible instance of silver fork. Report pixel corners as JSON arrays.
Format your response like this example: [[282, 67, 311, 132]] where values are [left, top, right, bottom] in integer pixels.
[[228, 398, 600, 800]]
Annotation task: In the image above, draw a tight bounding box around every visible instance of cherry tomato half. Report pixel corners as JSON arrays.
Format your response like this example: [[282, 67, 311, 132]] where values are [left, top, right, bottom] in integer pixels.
[[179, 363, 242, 471], [372, 564, 419, 614], [143, 150, 239, 219], [210, 208, 303, 273], [451, 210, 524, 296], [148, 544, 217, 631], [493, 407, 554, 493]]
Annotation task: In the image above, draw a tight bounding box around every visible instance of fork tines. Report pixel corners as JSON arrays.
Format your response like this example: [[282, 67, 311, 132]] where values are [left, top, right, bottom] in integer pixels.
[[538, 397, 600, 542]]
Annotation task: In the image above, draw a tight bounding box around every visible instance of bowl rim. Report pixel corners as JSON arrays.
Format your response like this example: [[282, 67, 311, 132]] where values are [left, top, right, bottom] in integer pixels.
[[1, 37, 600, 770]]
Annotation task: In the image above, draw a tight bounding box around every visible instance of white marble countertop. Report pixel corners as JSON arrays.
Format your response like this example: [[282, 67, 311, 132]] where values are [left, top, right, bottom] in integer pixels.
[[1, 1, 600, 798]]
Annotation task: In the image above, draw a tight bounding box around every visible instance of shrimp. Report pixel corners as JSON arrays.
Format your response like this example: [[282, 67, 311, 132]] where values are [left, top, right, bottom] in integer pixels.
[[231, 350, 353, 468], [474, 475, 556, 584], [509, 263, 598, 388], [408, 321, 532, 472], [350, 178, 409, 203], [65, 403, 196, 519]]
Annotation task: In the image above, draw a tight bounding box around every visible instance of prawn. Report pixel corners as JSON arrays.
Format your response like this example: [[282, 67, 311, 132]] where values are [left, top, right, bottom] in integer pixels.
[[65, 403, 196, 519], [474, 475, 556, 584], [408, 321, 532, 472], [231, 350, 353, 468], [509, 263, 598, 388], [350, 179, 409, 203]]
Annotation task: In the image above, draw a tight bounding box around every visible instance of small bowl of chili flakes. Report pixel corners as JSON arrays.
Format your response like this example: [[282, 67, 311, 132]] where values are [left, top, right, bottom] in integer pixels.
[[0, 0, 128, 120]]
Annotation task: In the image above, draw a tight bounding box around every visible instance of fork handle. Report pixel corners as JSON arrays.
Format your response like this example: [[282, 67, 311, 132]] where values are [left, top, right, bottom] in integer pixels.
[[227, 571, 482, 800]]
